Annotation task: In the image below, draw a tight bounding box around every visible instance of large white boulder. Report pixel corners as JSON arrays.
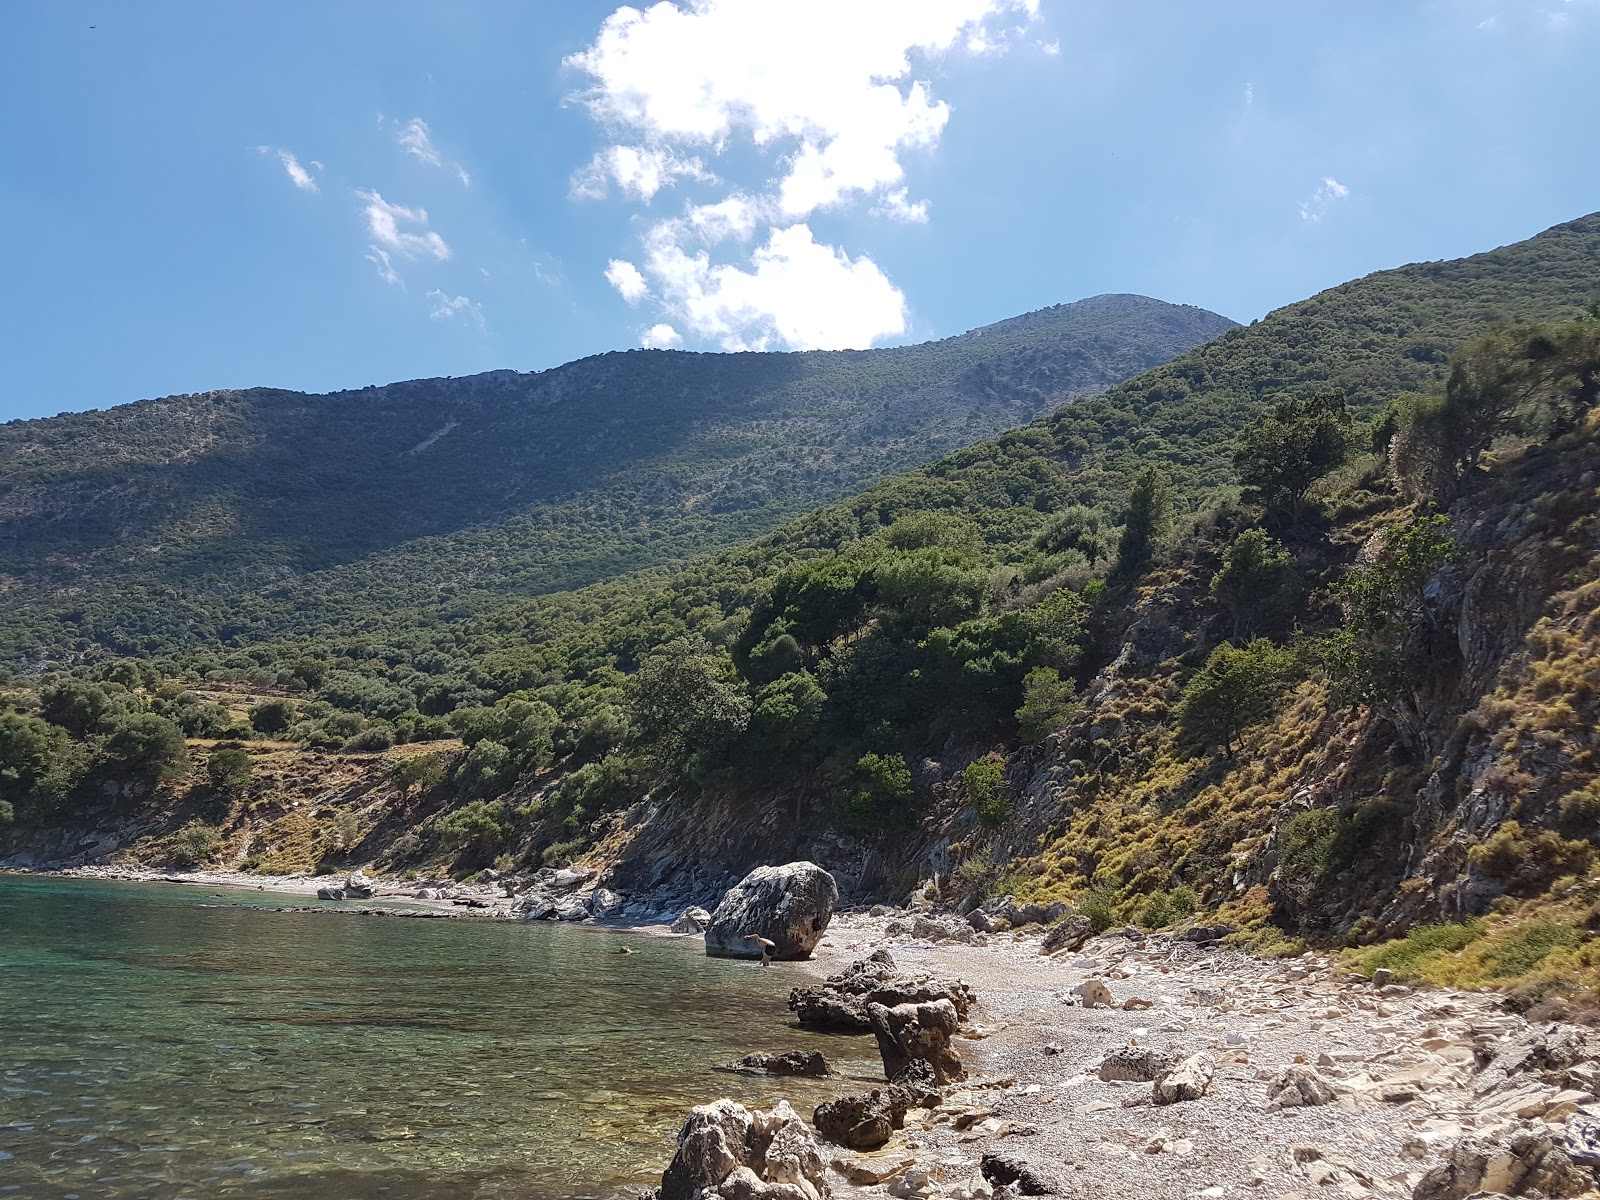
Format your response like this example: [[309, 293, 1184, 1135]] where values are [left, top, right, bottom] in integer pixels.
[[705, 862, 838, 961]]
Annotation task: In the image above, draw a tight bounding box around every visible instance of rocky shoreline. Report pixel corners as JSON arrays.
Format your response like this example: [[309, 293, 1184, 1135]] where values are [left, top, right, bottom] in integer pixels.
[[670, 907, 1600, 1200], [19, 864, 1600, 1199]]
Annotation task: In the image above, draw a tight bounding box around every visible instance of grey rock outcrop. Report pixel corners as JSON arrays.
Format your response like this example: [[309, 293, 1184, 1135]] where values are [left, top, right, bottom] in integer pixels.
[[705, 863, 838, 961], [788, 951, 975, 1033], [1040, 916, 1094, 955], [980, 1152, 1059, 1196], [1097, 1045, 1181, 1083], [867, 999, 965, 1084], [343, 872, 374, 899], [1267, 1065, 1337, 1108], [658, 1099, 828, 1200], [1412, 1129, 1591, 1200], [1152, 1053, 1215, 1104], [812, 1089, 908, 1151], [673, 906, 713, 935]]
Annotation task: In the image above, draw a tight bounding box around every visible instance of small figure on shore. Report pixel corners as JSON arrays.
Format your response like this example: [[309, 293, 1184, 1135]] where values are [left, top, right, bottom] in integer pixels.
[[743, 933, 776, 966]]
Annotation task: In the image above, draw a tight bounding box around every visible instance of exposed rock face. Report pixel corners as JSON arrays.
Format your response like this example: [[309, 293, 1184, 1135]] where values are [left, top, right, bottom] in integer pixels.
[[1564, 1111, 1600, 1169], [965, 897, 1070, 935], [316, 886, 345, 900], [1475, 1024, 1593, 1096], [705, 863, 838, 961], [673, 906, 713, 935], [812, 1089, 908, 1151], [867, 999, 965, 1084], [1040, 916, 1093, 955], [738, 1051, 829, 1078], [910, 914, 980, 944], [1152, 1054, 1215, 1104], [1411, 1129, 1591, 1200], [888, 1060, 943, 1109], [658, 1099, 828, 1200], [1097, 1045, 1181, 1083], [1267, 1065, 1337, 1108], [788, 951, 975, 1033]]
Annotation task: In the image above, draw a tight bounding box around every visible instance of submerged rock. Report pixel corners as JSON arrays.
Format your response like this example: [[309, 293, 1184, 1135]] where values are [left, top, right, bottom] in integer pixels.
[[738, 1051, 830, 1078], [705, 863, 839, 962]]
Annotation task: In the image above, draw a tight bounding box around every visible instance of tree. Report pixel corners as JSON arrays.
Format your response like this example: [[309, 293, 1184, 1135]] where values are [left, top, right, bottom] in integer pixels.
[[1316, 514, 1462, 755], [205, 748, 253, 793], [1034, 506, 1110, 566], [747, 671, 827, 762], [1210, 529, 1295, 639], [103, 713, 190, 783], [1015, 666, 1081, 743], [835, 752, 918, 831], [1177, 639, 1297, 756], [962, 756, 1010, 830], [389, 752, 448, 799], [456, 739, 514, 799], [1115, 467, 1172, 576], [249, 698, 295, 736], [434, 800, 510, 858], [1232, 390, 1353, 524], [625, 636, 751, 777], [39, 681, 111, 736]]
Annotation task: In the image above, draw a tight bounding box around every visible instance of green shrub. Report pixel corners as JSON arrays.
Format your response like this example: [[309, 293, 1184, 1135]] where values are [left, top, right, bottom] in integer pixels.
[[541, 837, 586, 868], [1080, 885, 1118, 933], [1016, 666, 1080, 744], [1355, 922, 1482, 979], [1468, 821, 1594, 893], [205, 748, 252, 793], [171, 822, 223, 868], [249, 698, 295, 735], [962, 757, 1010, 830], [342, 726, 395, 753], [434, 801, 510, 857], [1484, 921, 1582, 979]]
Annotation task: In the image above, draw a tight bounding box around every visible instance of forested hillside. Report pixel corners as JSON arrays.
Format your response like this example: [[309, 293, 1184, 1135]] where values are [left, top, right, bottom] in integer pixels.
[[0, 293, 1230, 661], [5, 214, 1600, 1004]]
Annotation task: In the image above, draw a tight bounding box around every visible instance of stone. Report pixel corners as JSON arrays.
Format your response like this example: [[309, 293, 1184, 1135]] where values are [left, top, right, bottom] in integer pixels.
[[1476, 1025, 1594, 1096], [812, 1090, 908, 1151], [590, 888, 627, 918], [979, 1153, 1058, 1196], [1152, 1054, 1215, 1104], [1176, 924, 1234, 943], [1073, 980, 1115, 1009], [705, 863, 839, 962], [889, 1059, 943, 1108], [316, 886, 345, 900], [658, 1099, 828, 1200], [673, 906, 713, 935], [1372, 968, 1395, 987], [868, 999, 965, 1084], [1099, 1046, 1182, 1083], [912, 915, 977, 944], [1040, 917, 1094, 955], [1412, 1130, 1591, 1200], [739, 1051, 830, 1078], [1267, 1065, 1337, 1109], [789, 951, 974, 1033], [1562, 1111, 1600, 1169], [831, 1154, 915, 1186], [343, 872, 374, 899]]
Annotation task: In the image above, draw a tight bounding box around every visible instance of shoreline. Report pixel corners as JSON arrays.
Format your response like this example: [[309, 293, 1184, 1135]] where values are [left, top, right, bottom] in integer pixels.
[[10, 865, 1591, 1198]]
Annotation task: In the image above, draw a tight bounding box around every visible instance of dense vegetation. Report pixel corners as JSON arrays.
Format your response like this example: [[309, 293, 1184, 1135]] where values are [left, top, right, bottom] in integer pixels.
[[0, 294, 1229, 661], [5, 214, 1600, 1006]]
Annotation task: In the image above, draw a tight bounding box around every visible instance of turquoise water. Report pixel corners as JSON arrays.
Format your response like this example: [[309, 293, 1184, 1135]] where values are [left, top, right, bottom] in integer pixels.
[[0, 874, 873, 1199]]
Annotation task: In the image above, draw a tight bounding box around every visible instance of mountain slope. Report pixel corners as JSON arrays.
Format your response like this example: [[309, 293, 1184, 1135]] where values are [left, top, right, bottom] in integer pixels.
[[0, 294, 1232, 661]]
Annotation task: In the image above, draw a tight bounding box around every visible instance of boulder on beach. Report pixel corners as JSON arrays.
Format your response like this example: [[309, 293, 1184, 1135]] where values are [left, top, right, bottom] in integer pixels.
[[788, 951, 975, 1033], [657, 1098, 829, 1200], [672, 906, 713, 935], [343, 872, 374, 899], [812, 1089, 907, 1151], [867, 999, 965, 1084], [704, 862, 838, 961]]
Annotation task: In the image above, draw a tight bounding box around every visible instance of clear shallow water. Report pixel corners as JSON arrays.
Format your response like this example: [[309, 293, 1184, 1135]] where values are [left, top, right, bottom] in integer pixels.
[[0, 874, 874, 1199]]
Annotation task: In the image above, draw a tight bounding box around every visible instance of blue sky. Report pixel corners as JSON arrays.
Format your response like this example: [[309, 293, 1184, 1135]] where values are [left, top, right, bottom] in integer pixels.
[[2, 0, 1596, 421]]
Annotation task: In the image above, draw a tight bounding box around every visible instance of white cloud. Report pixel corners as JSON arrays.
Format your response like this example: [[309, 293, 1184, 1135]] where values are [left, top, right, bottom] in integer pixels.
[[457, 165, 472, 187], [1243, 82, 1254, 106], [641, 323, 683, 349], [278, 150, 318, 192], [641, 222, 907, 352], [367, 246, 401, 287], [569, 0, 1035, 351], [358, 190, 452, 260], [1299, 176, 1351, 222], [397, 118, 441, 167], [427, 290, 485, 328], [605, 258, 650, 304]]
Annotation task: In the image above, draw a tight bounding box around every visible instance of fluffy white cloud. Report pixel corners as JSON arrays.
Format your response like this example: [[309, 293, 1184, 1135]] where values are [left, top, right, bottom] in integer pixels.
[[278, 150, 318, 192], [642, 222, 907, 352], [427, 290, 485, 328], [568, 0, 1035, 217], [358, 190, 452, 260], [605, 258, 650, 303], [570, 1, 1035, 351], [572, 145, 716, 201], [1300, 176, 1351, 222], [641, 322, 683, 349]]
